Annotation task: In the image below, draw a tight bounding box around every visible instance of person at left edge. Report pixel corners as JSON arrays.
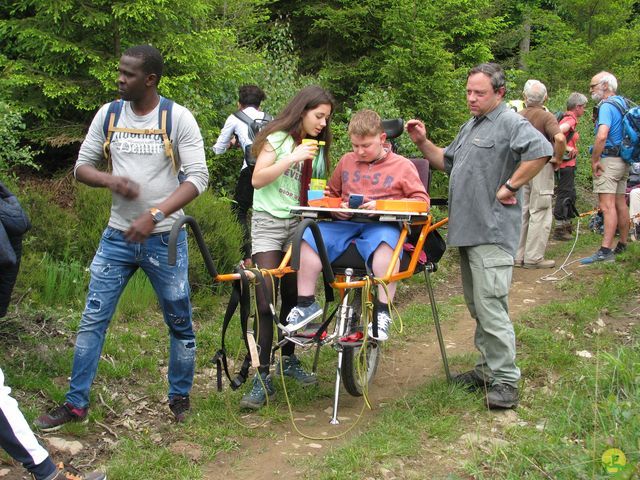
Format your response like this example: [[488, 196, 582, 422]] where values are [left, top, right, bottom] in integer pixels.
[[34, 45, 208, 429]]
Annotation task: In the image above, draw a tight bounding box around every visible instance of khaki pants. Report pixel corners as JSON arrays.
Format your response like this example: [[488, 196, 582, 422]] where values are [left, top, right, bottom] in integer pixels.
[[459, 244, 520, 387], [516, 162, 554, 263]]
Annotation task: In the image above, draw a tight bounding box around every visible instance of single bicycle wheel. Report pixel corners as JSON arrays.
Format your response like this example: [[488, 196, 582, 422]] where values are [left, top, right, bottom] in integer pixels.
[[341, 289, 380, 396]]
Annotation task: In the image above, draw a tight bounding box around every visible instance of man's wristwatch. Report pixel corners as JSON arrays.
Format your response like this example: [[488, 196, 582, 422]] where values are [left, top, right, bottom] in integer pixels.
[[504, 180, 519, 193], [149, 207, 165, 224]]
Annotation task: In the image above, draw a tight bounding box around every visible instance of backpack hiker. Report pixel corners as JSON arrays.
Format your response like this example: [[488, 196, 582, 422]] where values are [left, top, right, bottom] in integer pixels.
[[553, 92, 588, 241], [580, 71, 630, 264], [239, 85, 335, 410], [33, 44, 209, 430], [213, 85, 272, 267]]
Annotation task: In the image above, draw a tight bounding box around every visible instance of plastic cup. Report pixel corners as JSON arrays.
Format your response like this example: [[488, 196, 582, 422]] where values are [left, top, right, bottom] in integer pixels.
[[310, 178, 327, 190]]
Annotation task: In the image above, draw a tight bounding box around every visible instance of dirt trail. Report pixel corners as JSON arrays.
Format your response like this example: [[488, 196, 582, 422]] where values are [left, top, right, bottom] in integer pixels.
[[203, 263, 565, 480]]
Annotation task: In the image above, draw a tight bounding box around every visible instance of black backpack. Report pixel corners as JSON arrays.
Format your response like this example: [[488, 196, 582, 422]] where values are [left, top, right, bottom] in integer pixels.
[[233, 110, 273, 166]]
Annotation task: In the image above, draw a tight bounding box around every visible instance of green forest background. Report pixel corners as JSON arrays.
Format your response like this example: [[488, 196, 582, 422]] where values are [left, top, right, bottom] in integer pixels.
[[1, 0, 640, 297]]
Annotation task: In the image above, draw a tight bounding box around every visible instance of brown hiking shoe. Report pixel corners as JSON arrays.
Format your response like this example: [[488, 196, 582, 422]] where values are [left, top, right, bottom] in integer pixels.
[[553, 224, 573, 241], [33, 403, 88, 432], [523, 259, 555, 269]]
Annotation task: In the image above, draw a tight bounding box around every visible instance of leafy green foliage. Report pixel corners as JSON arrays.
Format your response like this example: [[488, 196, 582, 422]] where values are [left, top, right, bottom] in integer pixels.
[[0, 101, 38, 175], [0, 0, 266, 153]]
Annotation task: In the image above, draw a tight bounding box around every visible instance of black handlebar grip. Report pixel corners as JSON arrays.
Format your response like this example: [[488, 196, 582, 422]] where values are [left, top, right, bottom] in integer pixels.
[[168, 215, 218, 278]]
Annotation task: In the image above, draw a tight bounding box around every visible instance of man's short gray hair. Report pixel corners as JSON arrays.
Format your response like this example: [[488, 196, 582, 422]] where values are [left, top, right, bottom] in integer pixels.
[[523, 79, 547, 106], [567, 92, 588, 110], [597, 71, 618, 93]]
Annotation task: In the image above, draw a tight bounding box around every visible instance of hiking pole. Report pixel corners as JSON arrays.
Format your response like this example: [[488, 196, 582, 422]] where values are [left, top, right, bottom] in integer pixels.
[[423, 265, 451, 382]]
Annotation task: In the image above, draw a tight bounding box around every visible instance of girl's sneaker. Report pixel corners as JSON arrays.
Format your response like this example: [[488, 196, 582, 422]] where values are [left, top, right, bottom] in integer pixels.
[[239, 372, 275, 410]]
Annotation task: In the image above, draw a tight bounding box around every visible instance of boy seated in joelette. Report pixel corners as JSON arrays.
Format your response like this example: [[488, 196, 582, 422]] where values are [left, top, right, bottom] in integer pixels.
[[284, 109, 429, 340]]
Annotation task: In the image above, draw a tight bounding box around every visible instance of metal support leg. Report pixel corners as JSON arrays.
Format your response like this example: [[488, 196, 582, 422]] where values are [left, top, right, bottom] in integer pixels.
[[330, 268, 352, 424], [312, 342, 321, 374], [330, 349, 344, 425], [424, 266, 451, 381]]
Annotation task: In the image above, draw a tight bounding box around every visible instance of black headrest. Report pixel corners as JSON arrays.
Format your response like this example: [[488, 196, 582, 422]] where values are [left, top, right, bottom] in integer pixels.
[[409, 158, 430, 192], [382, 119, 404, 140]]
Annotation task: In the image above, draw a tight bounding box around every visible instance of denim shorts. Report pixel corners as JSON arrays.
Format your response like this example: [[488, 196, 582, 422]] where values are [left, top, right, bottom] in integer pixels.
[[251, 210, 300, 254], [302, 221, 401, 265]]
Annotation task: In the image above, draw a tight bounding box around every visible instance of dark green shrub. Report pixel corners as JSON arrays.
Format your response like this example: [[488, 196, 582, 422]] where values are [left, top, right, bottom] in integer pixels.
[[20, 184, 78, 261], [74, 183, 111, 263]]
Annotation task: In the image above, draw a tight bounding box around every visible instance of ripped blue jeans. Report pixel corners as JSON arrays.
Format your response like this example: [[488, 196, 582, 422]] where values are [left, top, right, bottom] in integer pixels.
[[66, 227, 195, 408]]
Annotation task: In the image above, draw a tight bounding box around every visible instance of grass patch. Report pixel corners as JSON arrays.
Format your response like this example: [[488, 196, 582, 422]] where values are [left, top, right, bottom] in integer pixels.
[[307, 242, 640, 479], [114, 269, 159, 321], [2, 237, 638, 478]]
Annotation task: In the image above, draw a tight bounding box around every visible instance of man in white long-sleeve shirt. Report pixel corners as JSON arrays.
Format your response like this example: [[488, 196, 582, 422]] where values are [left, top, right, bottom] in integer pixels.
[[213, 85, 269, 265], [1, 368, 106, 479], [34, 45, 208, 430]]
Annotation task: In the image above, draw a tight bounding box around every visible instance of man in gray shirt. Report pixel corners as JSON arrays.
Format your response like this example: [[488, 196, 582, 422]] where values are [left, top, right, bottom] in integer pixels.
[[407, 63, 552, 409], [34, 45, 208, 430]]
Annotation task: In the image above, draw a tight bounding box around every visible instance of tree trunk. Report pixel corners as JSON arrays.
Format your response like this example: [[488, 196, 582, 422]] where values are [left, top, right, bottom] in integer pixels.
[[518, 15, 531, 70]]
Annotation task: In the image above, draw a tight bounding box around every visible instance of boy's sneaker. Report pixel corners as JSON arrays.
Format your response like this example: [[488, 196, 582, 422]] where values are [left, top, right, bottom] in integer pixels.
[[283, 302, 323, 334], [169, 395, 190, 423], [367, 310, 392, 341], [274, 354, 317, 386], [239, 372, 275, 410], [579, 249, 615, 264], [485, 383, 519, 409], [33, 403, 88, 432], [48, 463, 106, 480], [613, 242, 627, 254]]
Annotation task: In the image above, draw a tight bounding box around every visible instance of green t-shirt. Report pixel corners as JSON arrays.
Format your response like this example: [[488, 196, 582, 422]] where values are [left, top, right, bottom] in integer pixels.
[[253, 131, 302, 218]]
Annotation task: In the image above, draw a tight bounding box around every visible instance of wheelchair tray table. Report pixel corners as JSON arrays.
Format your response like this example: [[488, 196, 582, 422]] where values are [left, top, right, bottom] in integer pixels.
[[289, 206, 429, 223]]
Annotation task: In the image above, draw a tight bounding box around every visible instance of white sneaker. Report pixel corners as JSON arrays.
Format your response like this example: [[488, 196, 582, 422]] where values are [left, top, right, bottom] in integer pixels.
[[368, 310, 392, 341]]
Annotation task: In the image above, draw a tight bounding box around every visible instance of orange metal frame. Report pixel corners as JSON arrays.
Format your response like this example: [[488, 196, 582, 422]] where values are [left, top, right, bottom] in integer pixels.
[[210, 214, 449, 294]]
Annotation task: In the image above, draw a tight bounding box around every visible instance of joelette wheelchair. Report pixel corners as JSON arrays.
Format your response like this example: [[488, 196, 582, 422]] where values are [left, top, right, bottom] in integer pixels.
[[167, 120, 451, 424]]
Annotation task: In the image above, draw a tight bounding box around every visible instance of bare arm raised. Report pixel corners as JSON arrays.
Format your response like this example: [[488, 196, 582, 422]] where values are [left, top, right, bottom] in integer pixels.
[[405, 119, 446, 171]]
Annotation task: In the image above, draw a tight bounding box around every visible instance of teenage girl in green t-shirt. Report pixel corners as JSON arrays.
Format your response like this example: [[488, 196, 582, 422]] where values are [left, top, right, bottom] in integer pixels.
[[239, 85, 334, 409]]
